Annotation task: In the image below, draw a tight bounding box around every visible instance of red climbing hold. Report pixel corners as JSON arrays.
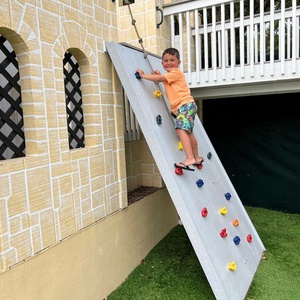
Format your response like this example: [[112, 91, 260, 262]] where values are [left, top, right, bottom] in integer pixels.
[[247, 234, 253, 243], [220, 228, 228, 238], [175, 167, 183, 175], [201, 207, 208, 217]]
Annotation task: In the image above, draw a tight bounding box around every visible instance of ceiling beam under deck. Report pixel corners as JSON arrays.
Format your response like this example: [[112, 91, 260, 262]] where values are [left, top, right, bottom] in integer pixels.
[[191, 79, 300, 99]]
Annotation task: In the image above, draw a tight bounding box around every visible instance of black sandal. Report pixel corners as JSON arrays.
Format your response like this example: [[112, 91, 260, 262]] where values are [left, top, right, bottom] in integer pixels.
[[174, 163, 195, 171]]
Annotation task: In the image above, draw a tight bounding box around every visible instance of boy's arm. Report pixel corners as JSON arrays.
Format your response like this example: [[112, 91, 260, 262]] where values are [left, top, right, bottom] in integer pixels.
[[136, 69, 167, 82]]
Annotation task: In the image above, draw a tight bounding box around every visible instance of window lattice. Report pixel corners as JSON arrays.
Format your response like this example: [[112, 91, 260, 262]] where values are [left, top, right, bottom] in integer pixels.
[[63, 51, 84, 149], [0, 35, 25, 160]]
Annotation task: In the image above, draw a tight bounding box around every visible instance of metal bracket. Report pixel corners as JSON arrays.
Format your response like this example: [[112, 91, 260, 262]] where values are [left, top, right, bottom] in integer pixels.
[[156, 6, 163, 28]]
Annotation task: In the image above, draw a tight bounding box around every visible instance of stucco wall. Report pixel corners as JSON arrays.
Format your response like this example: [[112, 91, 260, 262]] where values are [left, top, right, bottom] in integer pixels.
[[0, 0, 127, 273], [0, 189, 178, 300], [0, 1, 177, 298]]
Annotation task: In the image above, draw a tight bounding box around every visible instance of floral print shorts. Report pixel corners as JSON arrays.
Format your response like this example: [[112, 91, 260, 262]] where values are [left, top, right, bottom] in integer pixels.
[[175, 102, 197, 133]]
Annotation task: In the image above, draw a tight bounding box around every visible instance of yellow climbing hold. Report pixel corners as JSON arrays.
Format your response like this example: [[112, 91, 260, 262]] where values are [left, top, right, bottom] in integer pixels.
[[228, 261, 237, 271], [219, 207, 227, 215], [178, 141, 183, 150], [154, 90, 162, 98]]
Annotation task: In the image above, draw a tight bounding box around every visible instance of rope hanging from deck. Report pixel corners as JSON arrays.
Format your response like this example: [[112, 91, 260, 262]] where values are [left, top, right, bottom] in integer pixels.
[[126, 4, 174, 121]]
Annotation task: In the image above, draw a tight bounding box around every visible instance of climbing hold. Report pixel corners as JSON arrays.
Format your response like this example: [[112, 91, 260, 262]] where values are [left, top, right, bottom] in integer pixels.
[[178, 141, 183, 150], [220, 228, 228, 238], [207, 152, 212, 160], [194, 160, 204, 170], [196, 179, 204, 188], [232, 219, 239, 227], [247, 234, 253, 243], [156, 115, 162, 125], [233, 236, 241, 245], [201, 207, 208, 217], [153, 90, 162, 98], [135, 72, 141, 79], [219, 207, 227, 215], [175, 168, 183, 175], [228, 261, 237, 271], [224, 192, 231, 200]]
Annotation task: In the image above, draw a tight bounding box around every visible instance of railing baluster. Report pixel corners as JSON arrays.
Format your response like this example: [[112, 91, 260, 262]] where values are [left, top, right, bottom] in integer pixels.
[[178, 13, 184, 71], [218, 31, 221, 68], [287, 18, 291, 60], [292, 0, 297, 74], [255, 24, 258, 63], [280, 0, 286, 74], [250, 0, 254, 77], [129, 105, 136, 140], [123, 92, 140, 142], [296, 16, 299, 69], [124, 93, 130, 141], [270, 0, 275, 76], [260, 0, 265, 76], [194, 9, 200, 83], [170, 14, 175, 48], [247, 26, 250, 64], [135, 116, 140, 140], [221, 3, 226, 80], [225, 29, 229, 67], [212, 5, 217, 81], [186, 11, 192, 83], [203, 7, 209, 82], [199, 29, 202, 71], [240, 0, 245, 78], [230, 0, 235, 79]]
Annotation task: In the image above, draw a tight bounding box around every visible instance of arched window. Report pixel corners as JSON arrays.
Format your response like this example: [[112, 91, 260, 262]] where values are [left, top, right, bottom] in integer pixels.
[[63, 51, 84, 149], [0, 35, 25, 160]]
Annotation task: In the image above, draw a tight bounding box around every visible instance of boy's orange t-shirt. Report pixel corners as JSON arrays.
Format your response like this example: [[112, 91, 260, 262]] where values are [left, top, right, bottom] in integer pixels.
[[163, 68, 194, 113]]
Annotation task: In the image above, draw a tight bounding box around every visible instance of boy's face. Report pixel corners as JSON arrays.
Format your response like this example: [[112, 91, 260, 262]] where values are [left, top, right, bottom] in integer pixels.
[[161, 53, 181, 72]]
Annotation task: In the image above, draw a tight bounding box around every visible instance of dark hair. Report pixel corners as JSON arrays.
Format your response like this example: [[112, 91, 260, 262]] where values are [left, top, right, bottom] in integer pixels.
[[162, 48, 180, 60]]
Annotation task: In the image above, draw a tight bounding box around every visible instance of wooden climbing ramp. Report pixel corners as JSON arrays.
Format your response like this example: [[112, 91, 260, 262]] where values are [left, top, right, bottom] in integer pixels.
[[106, 41, 265, 300]]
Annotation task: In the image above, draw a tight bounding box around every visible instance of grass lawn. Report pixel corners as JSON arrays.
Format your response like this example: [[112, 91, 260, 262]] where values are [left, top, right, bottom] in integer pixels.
[[107, 206, 300, 300]]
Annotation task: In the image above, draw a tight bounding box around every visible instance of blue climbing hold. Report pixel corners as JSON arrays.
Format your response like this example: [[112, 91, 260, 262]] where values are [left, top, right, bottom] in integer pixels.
[[156, 115, 162, 125], [233, 236, 241, 245], [196, 179, 204, 188], [135, 72, 141, 79], [225, 192, 231, 200]]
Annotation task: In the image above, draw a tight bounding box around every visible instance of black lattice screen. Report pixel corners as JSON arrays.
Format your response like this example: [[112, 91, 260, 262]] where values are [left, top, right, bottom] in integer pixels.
[[0, 35, 25, 160], [63, 51, 84, 149]]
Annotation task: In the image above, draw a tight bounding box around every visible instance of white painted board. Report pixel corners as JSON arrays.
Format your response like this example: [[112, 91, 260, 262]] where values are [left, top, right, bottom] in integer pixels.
[[106, 42, 265, 300]]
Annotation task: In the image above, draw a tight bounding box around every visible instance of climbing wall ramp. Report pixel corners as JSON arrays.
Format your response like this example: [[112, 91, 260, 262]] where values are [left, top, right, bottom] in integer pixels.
[[105, 42, 265, 300]]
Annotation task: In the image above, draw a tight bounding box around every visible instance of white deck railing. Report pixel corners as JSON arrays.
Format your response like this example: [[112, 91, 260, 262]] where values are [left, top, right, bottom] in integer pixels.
[[163, 0, 300, 88]]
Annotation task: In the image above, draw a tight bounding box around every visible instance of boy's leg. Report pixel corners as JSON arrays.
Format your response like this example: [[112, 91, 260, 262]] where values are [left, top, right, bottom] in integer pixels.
[[176, 128, 195, 166], [189, 132, 203, 163], [175, 102, 202, 166]]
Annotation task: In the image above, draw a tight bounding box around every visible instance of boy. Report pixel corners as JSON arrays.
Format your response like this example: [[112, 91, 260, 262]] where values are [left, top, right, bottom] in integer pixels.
[[136, 48, 203, 170]]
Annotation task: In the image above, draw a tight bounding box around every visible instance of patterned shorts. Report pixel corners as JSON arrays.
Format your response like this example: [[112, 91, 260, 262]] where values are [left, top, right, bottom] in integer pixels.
[[175, 102, 197, 133]]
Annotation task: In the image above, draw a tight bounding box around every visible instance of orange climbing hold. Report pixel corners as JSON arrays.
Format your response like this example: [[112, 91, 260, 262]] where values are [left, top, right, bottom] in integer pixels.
[[232, 219, 239, 226]]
